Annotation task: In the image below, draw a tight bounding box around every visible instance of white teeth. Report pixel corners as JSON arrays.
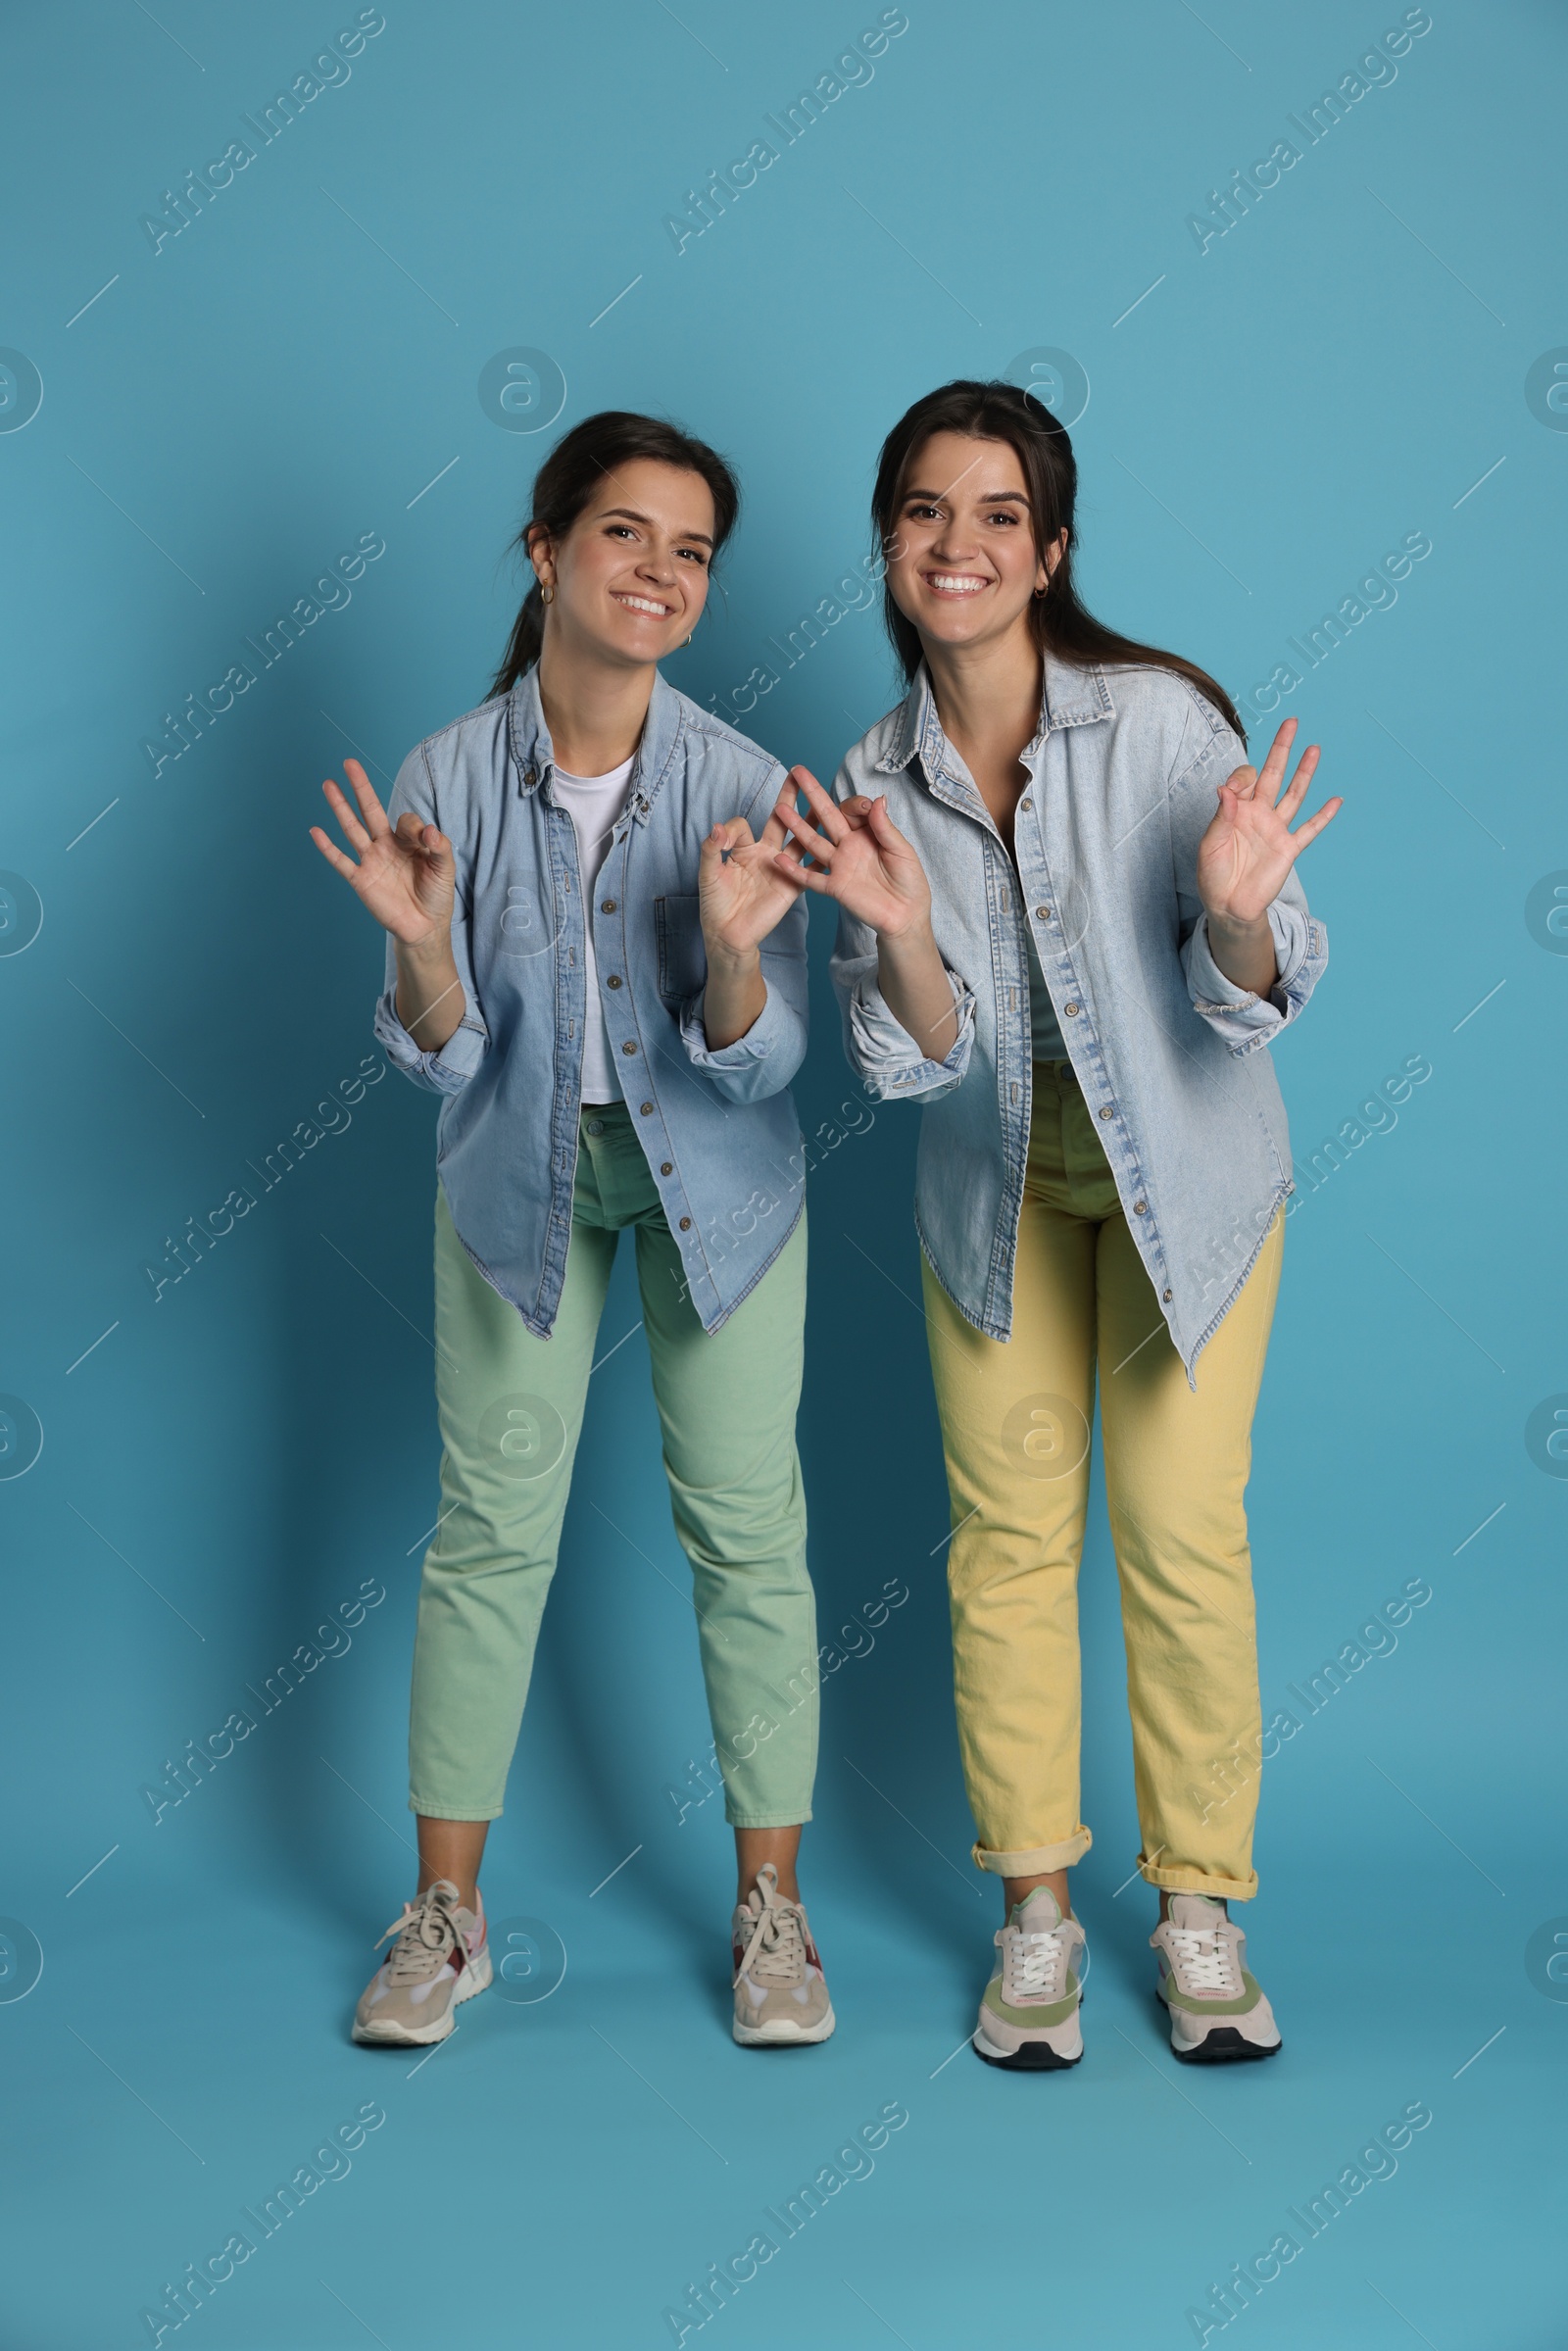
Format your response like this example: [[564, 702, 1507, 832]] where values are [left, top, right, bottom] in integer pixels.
[[615, 594, 671, 616], [928, 573, 986, 594]]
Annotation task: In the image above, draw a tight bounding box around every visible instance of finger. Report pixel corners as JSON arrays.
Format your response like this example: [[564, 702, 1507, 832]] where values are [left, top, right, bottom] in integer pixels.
[[786, 765, 851, 846], [341, 758, 391, 835], [1221, 763, 1258, 804], [770, 852, 835, 895], [769, 792, 837, 861], [775, 810, 840, 866], [1276, 744, 1321, 820], [863, 795, 909, 851], [754, 807, 793, 855], [321, 776, 374, 856], [699, 821, 745, 877], [1255, 718, 1298, 805], [1286, 795, 1344, 852], [308, 825, 361, 882]]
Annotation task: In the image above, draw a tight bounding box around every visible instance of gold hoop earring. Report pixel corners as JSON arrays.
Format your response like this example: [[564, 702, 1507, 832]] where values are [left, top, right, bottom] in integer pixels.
[[539, 583, 555, 606], [683, 632, 693, 647]]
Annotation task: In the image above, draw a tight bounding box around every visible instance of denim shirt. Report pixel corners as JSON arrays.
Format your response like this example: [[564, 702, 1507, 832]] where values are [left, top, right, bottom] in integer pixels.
[[373, 667, 808, 1337], [828, 657, 1328, 1382]]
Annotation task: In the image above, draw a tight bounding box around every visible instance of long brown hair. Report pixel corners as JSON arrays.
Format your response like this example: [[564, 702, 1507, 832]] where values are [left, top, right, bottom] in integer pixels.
[[488, 410, 742, 698], [870, 379, 1245, 738]]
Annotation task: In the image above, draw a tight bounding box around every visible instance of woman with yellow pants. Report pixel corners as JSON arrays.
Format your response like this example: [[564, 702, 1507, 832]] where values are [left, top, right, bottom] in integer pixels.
[[771, 381, 1338, 2069]]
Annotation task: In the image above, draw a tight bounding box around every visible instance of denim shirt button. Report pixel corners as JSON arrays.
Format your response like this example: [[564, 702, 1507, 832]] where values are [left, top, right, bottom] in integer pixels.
[[1036, 905, 1051, 921], [601, 898, 616, 912], [640, 1102, 654, 1116], [1162, 1287, 1173, 1300], [1064, 1002, 1080, 1017], [678, 1215, 692, 1231], [661, 1160, 673, 1175], [1134, 1200, 1148, 1214], [621, 1041, 638, 1054], [606, 975, 622, 989], [1099, 1104, 1112, 1121]]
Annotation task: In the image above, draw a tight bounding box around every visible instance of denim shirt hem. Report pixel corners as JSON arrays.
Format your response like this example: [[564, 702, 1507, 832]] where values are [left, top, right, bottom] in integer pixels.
[[1184, 1179, 1292, 1387]]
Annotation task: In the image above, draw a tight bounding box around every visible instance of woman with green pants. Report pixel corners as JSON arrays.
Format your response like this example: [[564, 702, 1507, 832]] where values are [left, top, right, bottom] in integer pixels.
[[311, 411, 834, 2049]]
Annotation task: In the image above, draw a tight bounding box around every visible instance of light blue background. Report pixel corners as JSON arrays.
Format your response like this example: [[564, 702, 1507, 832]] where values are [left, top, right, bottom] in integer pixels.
[[2, 3, 1564, 2344]]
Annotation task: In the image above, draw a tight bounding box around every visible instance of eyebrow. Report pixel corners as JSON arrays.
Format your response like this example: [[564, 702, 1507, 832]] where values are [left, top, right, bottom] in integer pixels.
[[903, 485, 1029, 506], [598, 505, 714, 548]]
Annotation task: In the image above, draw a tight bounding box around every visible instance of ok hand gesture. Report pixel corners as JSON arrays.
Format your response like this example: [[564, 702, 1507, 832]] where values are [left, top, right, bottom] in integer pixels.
[[1197, 717, 1342, 931], [698, 787, 812, 960], [768, 768, 933, 940], [309, 759, 455, 948]]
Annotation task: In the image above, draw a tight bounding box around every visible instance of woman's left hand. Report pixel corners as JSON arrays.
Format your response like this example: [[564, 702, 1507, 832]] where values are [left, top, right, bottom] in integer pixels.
[[1196, 717, 1342, 929]]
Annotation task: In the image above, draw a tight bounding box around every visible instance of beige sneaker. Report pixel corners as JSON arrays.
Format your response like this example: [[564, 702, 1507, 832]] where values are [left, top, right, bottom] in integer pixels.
[[730, 1864, 834, 2046], [1152, 1893, 1282, 2063], [353, 1879, 492, 2045], [972, 1886, 1086, 2070]]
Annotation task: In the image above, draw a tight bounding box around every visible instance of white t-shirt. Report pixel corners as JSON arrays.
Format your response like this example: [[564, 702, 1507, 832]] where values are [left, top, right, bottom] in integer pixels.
[[554, 756, 636, 1103]]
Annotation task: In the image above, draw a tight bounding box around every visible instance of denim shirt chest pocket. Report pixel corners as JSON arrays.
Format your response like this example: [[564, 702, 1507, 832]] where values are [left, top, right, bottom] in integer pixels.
[[655, 893, 708, 1006]]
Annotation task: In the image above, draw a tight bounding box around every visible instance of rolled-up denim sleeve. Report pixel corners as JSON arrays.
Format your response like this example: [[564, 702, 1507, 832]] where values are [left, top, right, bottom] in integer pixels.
[[371, 745, 489, 1096], [677, 763, 808, 1103], [1169, 705, 1329, 1057], [828, 905, 975, 1101], [1181, 897, 1328, 1056]]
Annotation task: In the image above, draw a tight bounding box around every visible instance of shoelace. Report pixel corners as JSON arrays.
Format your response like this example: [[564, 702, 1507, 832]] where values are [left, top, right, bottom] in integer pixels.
[[375, 1887, 465, 1986], [1165, 1924, 1240, 1994], [733, 1890, 808, 1989], [1003, 1925, 1064, 1999]]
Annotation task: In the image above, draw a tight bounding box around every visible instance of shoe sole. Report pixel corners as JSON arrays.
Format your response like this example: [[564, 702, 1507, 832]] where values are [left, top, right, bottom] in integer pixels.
[[972, 2023, 1082, 2072], [352, 1943, 494, 2046], [1170, 2024, 1282, 2065], [733, 2003, 836, 2047]]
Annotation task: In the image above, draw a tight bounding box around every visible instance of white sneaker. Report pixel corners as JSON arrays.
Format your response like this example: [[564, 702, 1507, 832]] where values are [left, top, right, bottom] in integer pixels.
[[972, 1886, 1086, 2071], [730, 1864, 835, 2046], [1152, 1893, 1281, 2063], [353, 1880, 491, 2045]]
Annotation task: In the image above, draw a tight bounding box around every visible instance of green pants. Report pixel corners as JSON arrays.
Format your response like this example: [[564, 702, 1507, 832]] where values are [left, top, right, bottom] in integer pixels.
[[408, 1102, 818, 1826]]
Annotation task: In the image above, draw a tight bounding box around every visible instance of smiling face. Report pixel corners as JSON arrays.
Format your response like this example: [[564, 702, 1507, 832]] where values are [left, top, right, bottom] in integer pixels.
[[527, 458, 716, 668], [884, 429, 1064, 657]]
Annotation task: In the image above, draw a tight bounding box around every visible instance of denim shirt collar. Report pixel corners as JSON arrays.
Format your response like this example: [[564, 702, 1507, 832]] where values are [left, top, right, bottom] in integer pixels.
[[874, 651, 1115, 780], [505, 662, 684, 823]]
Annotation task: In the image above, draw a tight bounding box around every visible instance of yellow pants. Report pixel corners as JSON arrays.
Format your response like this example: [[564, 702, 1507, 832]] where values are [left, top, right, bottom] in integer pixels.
[[921, 1061, 1283, 1901]]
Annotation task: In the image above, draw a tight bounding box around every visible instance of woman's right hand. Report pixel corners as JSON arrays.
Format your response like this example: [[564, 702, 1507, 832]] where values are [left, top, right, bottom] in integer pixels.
[[770, 769, 933, 940], [310, 759, 455, 947]]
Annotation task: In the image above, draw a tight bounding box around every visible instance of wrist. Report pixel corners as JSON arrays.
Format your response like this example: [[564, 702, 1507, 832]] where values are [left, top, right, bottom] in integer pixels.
[[398, 929, 455, 970], [1205, 907, 1270, 946], [704, 938, 761, 981], [877, 909, 936, 954]]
